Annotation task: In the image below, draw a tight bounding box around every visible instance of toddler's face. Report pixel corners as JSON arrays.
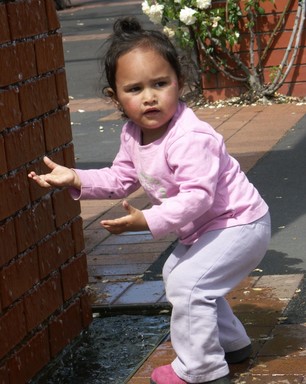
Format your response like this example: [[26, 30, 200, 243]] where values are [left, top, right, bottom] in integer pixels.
[[114, 47, 181, 143]]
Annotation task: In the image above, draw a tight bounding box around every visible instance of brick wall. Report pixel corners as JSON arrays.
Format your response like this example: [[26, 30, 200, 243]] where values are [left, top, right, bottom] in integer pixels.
[[203, 0, 306, 101], [0, 1, 92, 382]]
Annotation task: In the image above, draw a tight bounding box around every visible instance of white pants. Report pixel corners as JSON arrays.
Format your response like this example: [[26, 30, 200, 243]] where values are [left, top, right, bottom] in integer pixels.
[[163, 212, 271, 383]]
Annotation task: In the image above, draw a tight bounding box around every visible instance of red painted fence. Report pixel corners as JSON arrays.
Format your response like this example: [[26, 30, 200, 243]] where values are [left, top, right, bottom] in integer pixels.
[[202, 0, 306, 101]]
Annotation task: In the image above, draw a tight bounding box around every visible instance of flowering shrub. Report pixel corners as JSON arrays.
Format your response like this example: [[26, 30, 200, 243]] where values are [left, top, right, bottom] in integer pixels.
[[142, 0, 305, 101], [142, 0, 242, 51]]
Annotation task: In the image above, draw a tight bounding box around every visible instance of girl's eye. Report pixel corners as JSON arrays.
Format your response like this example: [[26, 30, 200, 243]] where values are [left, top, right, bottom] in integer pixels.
[[127, 86, 140, 93], [155, 81, 167, 88]]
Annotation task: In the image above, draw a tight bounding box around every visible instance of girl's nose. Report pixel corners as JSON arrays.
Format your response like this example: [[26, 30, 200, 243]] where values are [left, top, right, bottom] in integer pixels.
[[143, 88, 156, 104]]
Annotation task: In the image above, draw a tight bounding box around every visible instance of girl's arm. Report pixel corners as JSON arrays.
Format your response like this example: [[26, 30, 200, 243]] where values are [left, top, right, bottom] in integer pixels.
[[29, 157, 148, 235]]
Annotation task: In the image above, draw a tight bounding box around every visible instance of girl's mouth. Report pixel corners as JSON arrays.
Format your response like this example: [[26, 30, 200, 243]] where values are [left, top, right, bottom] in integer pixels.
[[144, 108, 160, 116]]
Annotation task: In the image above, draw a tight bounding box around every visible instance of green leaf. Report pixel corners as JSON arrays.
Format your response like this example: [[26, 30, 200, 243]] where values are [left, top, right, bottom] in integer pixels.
[[257, 6, 265, 15]]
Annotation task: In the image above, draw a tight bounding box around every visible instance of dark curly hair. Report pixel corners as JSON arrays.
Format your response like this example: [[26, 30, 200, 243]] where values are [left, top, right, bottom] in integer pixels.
[[102, 17, 183, 96]]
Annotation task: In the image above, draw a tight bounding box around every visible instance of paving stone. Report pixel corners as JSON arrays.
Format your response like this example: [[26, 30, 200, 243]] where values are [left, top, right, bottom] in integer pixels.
[[130, 341, 175, 381], [102, 233, 154, 245], [88, 264, 148, 278], [114, 281, 165, 305], [258, 324, 306, 357], [250, 356, 306, 375], [83, 228, 110, 253], [91, 242, 173, 255], [87, 253, 161, 266], [255, 274, 303, 301], [232, 374, 305, 383], [88, 281, 132, 306]]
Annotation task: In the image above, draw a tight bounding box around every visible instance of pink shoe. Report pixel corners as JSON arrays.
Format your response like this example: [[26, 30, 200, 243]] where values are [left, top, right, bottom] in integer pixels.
[[150, 364, 231, 384], [150, 365, 187, 384]]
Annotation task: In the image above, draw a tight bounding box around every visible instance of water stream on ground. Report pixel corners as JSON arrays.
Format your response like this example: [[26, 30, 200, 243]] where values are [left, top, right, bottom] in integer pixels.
[[32, 314, 170, 384]]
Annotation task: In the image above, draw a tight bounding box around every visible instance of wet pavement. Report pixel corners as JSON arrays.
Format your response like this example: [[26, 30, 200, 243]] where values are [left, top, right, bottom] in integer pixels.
[[34, 314, 170, 384], [57, 0, 306, 382]]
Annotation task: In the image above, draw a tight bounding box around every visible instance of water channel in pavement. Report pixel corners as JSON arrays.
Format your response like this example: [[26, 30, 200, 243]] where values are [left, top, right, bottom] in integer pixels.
[[32, 314, 170, 384]]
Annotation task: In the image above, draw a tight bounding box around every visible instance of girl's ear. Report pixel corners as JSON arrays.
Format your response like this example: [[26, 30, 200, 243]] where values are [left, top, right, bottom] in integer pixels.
[[178, 77, 185, 96], [104, 87, 116, 99], [104, 87, 122, 109]]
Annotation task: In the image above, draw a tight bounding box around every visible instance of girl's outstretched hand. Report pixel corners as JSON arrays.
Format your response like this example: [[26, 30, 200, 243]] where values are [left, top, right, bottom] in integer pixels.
[[28, 156, 81, 189], [101, 200, 149, 235]]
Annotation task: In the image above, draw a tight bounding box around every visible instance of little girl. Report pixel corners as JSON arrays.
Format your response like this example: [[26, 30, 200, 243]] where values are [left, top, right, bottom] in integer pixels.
[[29, 17, 271, 384]]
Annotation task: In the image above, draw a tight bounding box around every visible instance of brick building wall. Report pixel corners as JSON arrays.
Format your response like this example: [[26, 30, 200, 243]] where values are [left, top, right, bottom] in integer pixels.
[[203, 0, 306, 101], [0, 1, 92, 382]]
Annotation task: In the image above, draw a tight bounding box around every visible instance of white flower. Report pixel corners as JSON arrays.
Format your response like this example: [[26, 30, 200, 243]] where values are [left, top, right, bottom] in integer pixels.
[[163, 26, 175, 38], [142, 1, 150, 15], [148, 3, 164, 24], [179, 6, 197, 26], [174, 0, 181, 3], [196, 0, 211, 9], [212, 16, 221, 28]]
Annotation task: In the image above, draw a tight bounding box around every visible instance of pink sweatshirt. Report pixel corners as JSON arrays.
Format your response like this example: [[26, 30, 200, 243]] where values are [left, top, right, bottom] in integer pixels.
[[73, 102, 268, 244]]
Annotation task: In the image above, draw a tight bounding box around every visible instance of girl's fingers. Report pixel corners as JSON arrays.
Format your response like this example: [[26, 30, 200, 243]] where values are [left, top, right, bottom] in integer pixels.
[[28, 157, 59, 181], [122, 200, 130, 212], [122, 200, 136, 215], [43, 156, 58, 170], [32, 175, 51, 188]]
